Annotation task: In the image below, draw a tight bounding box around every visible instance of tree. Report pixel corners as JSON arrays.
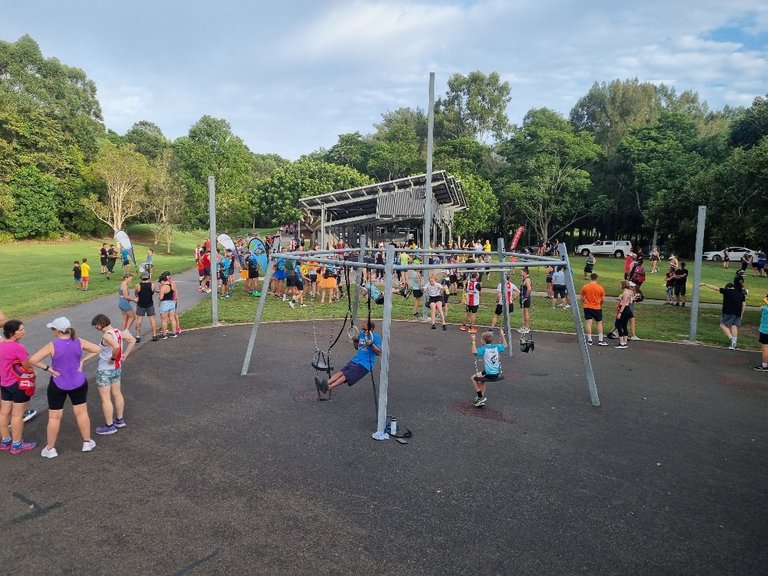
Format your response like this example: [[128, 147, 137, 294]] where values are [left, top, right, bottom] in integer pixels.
[[435, 71, 511, 143], [452, 172, 498, 239], [174, 116, 254, 230], [1, 166, 60, 238], [124, 120, 168, 161], [367, 108, 425, 180], [729, 94, 768, 149], [146, 149, 187, 252], [82, 141, 152, 232], [253, 159, 371, 227], [323, 132, 375, 174], [498, 108, 603, 243]]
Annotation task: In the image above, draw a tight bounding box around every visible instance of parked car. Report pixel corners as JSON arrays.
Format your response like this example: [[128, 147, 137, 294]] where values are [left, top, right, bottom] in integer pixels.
[[702, 246, 754, 262], [575, 240, 633, 258]]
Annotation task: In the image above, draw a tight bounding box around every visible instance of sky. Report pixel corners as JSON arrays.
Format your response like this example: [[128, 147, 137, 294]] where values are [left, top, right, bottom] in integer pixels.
[[2, 0, 767, 160]]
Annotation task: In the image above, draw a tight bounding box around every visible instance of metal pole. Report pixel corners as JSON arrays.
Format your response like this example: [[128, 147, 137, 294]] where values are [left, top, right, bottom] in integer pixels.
[[320, 205, 326, 250], [422, 72, 435, 253], [352, 234, 365, 329], [559, 242, 600, 407], [208, 176, 219, 326], [497, 238, 513, 357], [689, 205, 707, 343], [372, 243, 396, 440], [240, 243, 278, 376]]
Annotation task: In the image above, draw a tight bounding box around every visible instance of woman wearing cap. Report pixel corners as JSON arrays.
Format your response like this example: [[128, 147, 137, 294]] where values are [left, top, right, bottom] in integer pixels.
[[28, 317, 101, 458], [755, 295, 768, 372], [118, 272, 138, 336], [0, 319, 48, 455]]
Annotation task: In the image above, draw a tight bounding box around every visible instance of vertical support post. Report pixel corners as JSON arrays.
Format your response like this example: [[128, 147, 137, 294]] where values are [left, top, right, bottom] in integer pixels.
[[559, 242, 600, 407], [352, 234, 366, 329], [240, 243, 278, 375], [422, 72, 435, 254], [373, 243, 396, 440], [497, 238, 513, 357], [208, 176, 219, 326], [320, 205, 326, 250], [689, 205, 707, 343]]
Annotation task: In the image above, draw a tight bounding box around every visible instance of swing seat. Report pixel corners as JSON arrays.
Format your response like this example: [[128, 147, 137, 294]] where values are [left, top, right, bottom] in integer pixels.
[[311, 350, 333, 372], [476, 374, 505, 383], [519, 338, 535, 353]]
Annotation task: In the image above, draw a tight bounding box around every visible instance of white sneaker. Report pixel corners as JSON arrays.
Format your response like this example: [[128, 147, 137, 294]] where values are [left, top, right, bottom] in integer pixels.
[[288, 300, 295, 309], [597, 341, 609, 346], [82, 439, 96, 452], [630, 336, 640, 341], [41, 446, 58, 459]]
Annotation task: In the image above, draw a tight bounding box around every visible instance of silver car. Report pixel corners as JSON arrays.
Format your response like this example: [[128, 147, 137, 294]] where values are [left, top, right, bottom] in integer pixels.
[[702, 246, 754, 262]]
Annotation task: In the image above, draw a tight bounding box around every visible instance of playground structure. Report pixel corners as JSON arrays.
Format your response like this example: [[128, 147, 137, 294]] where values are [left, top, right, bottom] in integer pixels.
[[241, 237, 601, 440]]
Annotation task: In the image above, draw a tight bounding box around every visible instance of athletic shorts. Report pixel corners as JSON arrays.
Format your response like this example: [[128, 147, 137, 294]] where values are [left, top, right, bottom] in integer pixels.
[[74, 276, 82, 282], [118, 300, 133, 312], [584, 308, 603, 322], [248, 269, 258, 279], [494, 303, 513, 315], [442, 294, 450, 304], [0, 382, 29, 403], [375, 295, 384, 305], [136, 305, 156, 317], [477, 371, 501, 382], [553, 285, 566, 298], [309, 273, 318, 282], [584, 266, 593, 273], [465, 304, 479, 313], [286, 276, 295, 287], [428, 295, 443, 305], [273, 270, 286, 280], [674, 284, 686, 296], [82, 276, 90, 283], [97, 368, 122, 388], [341, 360, 370, 387], [203, 267, 211, 276], [159, 300, 176, 314], [721, 314, 742, 327], [47, 379, 88, 410], [520, 297, 531, 309], [449, 275, 458, 284], [413, 289, 423, 298], [760, 332, 768, 345], [219, 272, 228, 285], [295, 281, 304, 291]]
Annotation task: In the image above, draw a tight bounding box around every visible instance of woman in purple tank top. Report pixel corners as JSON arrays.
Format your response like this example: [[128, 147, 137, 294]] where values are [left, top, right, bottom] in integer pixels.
[[29, 316, 101, 459]]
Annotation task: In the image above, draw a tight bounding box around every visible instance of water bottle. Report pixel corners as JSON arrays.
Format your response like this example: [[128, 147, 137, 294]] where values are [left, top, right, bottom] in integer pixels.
[[390, 416, 397, 436]]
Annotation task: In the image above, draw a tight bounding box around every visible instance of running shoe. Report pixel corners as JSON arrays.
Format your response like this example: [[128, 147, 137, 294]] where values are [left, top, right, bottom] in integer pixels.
[[614, 344, 628, 349], [23, 409, 36, 422], [114, 418, 126, 428], [431, 324, 436, 330], [442, 324, 447, 331], [0, 437, 11, 451], [170, 332, 178, 338], [41, 446, 58, 459], [82, 440, 96, 452], [289, 300, 295, 309], [597, 341, 609, 346], [160, 333, 168, 340], [517, 326, 530, 334], [95, 423, 117, 435], [630, 336, 640, 341], [459, 325, 467, 331], [586, 340, 593, 346], [135, 336, 142, 343], [754, 365, 768, 372], [10, 440, 37, 455], [473, 396, 487, 407], [151, 335, 159, 342]]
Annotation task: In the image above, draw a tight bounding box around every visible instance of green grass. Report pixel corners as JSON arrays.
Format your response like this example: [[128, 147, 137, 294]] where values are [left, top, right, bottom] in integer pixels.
[[0, 224, 206, 319], [180, 254, 766, 350]]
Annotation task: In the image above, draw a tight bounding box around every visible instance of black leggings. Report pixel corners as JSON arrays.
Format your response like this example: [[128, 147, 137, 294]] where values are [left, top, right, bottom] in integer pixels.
[[614, 309, 633, 337]]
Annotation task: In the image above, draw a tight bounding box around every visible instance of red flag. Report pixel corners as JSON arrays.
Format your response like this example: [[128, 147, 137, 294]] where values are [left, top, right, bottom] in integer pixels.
[[510, 226, 526, 251]]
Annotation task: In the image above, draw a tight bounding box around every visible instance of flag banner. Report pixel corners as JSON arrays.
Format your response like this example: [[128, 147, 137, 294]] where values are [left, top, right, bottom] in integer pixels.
[[511, 226, 526, 251], [114, 230, 137, 267], [248, 237, 268, 274]]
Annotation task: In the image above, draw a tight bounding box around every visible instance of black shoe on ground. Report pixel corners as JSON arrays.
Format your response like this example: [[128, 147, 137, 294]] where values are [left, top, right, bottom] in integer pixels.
[[151, 335, 159, 342]]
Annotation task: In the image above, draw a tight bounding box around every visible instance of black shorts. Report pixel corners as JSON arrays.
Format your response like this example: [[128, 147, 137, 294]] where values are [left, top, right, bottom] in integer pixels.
[[48, 379, 88, 410], [309, 273, 318, 282], [674, 284, 686, 296], [520, 298, 531, 309], [248, 269, 258, 279], [220, 273, 228, 285], [584, 308, 603, 322], [449, 275, 458, 284], [0, 382, 29, 403], [759, 332, 768, 345], [442, 294, 449, 304], [375, 295, 384, 305], [413, 289, 423, 298], [286, 276, 295, 287], [295, 281, 304, 291], [203, 267, 211, 276], [428, 295, 443, 305], [553, 285, 567, 298], [494, 303, 513, 315], [465, 304, 479, 313]]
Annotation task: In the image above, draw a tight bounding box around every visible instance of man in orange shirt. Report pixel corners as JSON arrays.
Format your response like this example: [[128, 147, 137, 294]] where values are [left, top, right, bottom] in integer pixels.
[[580, 273, 608, 346]]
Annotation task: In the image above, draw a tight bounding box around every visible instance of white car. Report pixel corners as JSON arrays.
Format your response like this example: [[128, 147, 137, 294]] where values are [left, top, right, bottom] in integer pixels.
[[575, 240, 633, 258], [702, 246, 754, 262]]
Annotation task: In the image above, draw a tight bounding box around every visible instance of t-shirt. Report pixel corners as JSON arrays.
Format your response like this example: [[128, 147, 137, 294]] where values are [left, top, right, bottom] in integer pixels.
[[465, 279, 482, 306], [408, 269, 420, 289], [352, 330, 382, 370], [399, 252, 409, 267], [73, 265, 81, 278], [423, 281, 443, 297], [496, 281, 519, 305], [0, 340, 28, 386], [552, 269, 565, 286], [80, 262, 91, 277], [364, 282, 381, 301], [580, 282, 606, 310], [760, 305, 768, 334], [719, 287, 745, 316], [476, 343, 505, 376], [674, 267, 688, 286]]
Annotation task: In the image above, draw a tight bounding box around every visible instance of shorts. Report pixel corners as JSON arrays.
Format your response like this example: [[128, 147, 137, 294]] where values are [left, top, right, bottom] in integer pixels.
[[248, 269, 259, 279], [428, 295, 443, 305], [295, 281, 304, 291], [47, 379, 88, 410], [286, 276, 295, 287], [584, 308, 603, 322], [465, 304, 479, 313], [309, 273, 318, 282], [273, 270, 287, 280], [122, 259, 130, 266], [159, 300, 176, 314], [760, 332, 768, 345], [100, 257, 108, 266], [449, 275, 458, 284], [81, 276, 90, 283], [721, 314, 742, 327], [674, 284, 686, 296], [118, 300, 133, 312], [136, 305, 156, 317], [494, 303, 513, 315], [74, 276, 82, 282], [341, 360, 370, 387], [553, 285, 567, 298], [520, 297, 531, 309], [219, 272, 228, 285], [97, 368, 122, 387], [546, 275, 552, 284], [203, 267, 211, 276], [442, 294, 450, 304], [476, 371, 501, 382], [584, 266, 593, 273], [375, 295, 384, 305], [413, 289, 423, 298], [1, 382, 29, 403]]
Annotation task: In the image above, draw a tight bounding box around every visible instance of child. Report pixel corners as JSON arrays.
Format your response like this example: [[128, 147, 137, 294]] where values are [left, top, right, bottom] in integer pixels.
[[73, 260, 82, 289], [80, 258, 91, 290], [584, 251, 595, 280], [460, 272, 482, 333], [470, 330, 507, 407]]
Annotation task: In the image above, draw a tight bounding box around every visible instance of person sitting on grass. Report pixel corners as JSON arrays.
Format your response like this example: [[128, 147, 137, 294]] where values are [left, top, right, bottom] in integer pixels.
[[470, 329, 507, 408]]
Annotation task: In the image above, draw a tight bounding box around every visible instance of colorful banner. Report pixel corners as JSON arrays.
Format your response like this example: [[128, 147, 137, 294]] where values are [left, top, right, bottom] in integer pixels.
[[510, 226, 526, 251], [114, 230, 137, 267], [247, 237, 268, 274]]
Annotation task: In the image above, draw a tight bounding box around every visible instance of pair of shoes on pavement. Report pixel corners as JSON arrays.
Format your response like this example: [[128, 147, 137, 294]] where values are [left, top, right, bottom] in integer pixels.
[[41, 440, 96, 457], [473, 396, 486, 407], [3, 439, 37, 455], [96, 418, 125, 435]]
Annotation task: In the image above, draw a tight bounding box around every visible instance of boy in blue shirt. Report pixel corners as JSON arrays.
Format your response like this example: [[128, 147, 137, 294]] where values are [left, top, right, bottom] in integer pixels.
[[324, 320, 382, 392], [470, 330, 507, 407]]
